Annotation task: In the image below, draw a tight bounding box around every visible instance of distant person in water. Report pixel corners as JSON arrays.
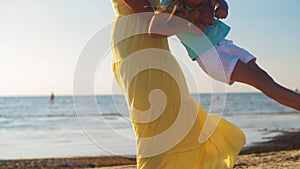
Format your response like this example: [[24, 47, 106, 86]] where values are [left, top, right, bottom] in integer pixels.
[[50, 92, 55, 103]]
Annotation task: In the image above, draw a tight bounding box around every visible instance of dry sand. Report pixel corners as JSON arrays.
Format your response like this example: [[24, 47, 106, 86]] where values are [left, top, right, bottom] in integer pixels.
[[94, 150, 300, 169], [1, 131, 300, 169]]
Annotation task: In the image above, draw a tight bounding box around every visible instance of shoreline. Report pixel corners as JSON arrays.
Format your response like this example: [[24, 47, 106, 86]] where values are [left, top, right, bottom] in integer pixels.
[[240, 130, 300, 155], [1, 131, 300, 169]]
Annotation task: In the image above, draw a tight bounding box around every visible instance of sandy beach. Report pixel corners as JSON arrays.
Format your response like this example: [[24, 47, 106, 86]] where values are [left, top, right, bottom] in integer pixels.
[[1, 131, 300, 169]]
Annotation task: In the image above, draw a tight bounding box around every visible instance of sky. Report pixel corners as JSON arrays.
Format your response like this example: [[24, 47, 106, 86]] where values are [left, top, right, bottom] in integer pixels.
[[1, 0, 300, 96]]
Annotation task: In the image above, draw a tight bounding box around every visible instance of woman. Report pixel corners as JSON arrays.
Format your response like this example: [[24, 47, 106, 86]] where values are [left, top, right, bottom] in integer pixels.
[[111, 0, 246, 168]]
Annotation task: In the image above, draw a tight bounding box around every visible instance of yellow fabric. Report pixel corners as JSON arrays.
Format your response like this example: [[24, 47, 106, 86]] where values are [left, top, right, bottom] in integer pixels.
[[111, 0, 246, 168]]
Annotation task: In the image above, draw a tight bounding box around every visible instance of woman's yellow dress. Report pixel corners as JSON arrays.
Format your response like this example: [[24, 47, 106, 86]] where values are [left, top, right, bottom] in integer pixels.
[[111, 0, 246, 168]]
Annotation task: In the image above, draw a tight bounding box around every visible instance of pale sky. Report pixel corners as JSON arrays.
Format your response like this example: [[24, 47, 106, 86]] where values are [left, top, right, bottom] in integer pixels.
[[1, 0, 300, 96]]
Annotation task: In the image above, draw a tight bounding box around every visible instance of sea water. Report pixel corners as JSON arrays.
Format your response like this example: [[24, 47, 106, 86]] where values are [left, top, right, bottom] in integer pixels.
[[0, 93, 299, 159]]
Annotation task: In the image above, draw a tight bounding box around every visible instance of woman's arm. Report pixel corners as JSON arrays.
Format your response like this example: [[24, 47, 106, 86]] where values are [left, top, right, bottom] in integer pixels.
[[121, 0, 154, 12], [122, 0, 201, 38], [149, 10, 203, 38], [149, 13, 200, 38]]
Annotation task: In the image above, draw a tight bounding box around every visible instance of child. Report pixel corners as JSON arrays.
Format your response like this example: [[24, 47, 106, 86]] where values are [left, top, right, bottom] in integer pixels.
[[150, 0, 300, 111]]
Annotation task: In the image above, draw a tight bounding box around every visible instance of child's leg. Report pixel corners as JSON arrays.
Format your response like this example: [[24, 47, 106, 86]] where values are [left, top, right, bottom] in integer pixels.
[[231, 60, 300, 111], [196, 39, 300, 111]]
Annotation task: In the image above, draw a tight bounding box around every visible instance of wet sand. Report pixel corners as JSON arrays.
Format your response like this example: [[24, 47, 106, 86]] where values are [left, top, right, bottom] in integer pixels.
[[1, 131, 300, 169]]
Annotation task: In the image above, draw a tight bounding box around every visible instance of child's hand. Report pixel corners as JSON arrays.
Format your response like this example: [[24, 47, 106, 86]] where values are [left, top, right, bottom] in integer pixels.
[[214, 0, 228, 19], [215, 6, 228, 19]]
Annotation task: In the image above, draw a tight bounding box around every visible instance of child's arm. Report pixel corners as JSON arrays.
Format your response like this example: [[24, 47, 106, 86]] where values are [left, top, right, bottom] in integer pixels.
[[214, 0, 229, 19]]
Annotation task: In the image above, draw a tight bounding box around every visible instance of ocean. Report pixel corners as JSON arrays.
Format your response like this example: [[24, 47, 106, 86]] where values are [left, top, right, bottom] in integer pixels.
[[0, 93, 299, 159]]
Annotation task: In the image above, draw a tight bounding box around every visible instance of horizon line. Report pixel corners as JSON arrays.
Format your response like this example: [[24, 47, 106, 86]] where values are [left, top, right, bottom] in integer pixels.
[[0, 91, 262, 98]]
